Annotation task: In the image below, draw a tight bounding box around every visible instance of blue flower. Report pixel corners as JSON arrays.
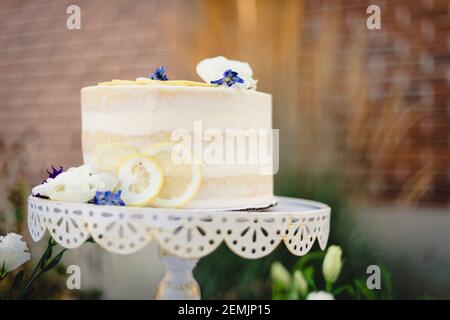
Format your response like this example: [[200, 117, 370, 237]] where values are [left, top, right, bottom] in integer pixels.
[[93, 190, 125, 206], [211, 69, 244, 87], [150, 66, 169, 81], [46, 165, 63, 180]]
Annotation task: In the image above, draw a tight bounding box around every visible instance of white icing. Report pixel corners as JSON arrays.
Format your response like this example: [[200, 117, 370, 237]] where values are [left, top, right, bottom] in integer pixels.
[[81, 85, 271, 135], [82, 110, 271, 135]]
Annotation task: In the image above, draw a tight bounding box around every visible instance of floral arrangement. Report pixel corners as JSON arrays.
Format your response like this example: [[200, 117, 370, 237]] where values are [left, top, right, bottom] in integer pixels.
[[30, 140, 201, 208], [271, 245, 394, 300], [271, 245, 342, 300], [32, 164, 123, 205], [0, 233, 67, 299]]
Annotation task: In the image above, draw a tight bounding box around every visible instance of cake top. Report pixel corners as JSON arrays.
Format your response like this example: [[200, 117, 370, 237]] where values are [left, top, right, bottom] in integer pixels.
[[96, 56, 258, 90]]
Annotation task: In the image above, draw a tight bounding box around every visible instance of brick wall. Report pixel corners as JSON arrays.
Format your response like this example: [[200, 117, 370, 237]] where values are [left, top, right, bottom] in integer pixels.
[[336, 0, 450, 205]]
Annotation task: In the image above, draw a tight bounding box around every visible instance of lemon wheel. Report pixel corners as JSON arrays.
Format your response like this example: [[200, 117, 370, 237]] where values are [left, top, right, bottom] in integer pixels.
[[145, 142, 202, 208], [117, 153, 164, 207]]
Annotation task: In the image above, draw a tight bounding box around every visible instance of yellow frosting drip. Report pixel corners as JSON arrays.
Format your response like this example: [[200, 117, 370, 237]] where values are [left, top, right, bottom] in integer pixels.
[[97, 79, 216, 87]]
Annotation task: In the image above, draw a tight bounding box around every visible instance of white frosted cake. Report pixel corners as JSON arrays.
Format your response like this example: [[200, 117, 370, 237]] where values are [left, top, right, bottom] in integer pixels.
[[81, 84, 274, 209], [33, 57, 276, 209]]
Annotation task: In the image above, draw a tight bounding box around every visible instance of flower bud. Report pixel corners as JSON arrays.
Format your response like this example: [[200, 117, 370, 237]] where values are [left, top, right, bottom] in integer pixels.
[[293, 270, 308, 296], [322, 245, 343, 284], [270, 262, 291, 288]]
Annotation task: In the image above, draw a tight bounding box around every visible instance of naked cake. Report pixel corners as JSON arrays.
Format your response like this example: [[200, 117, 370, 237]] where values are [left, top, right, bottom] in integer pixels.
[[34, 57, 276, 210]]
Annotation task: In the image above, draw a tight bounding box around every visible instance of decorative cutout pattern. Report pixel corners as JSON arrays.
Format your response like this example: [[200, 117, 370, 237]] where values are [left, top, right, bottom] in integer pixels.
[[28, 196, 330, 258]]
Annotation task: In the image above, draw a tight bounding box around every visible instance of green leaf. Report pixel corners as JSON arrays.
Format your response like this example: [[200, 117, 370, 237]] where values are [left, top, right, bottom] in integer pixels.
[[20, 286, 34, 300], [0, 260, 6, 280], [303, 266, 316, 291], [333, 284, 355, 298], [40, 246, 53, 269], [354, 278, 376, 300], [380, 265, 394, 299], [48, 237, 57, 247], [294, 251, 325, 271], [42, 250, 65, 272], [12, 270, 24, 289], [3, 270, 24, 299], [287, 286, 299, 300]]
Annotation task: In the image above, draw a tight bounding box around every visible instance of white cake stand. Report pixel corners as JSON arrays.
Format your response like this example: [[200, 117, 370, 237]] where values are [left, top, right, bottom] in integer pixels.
[[27, 196, 330, 300]]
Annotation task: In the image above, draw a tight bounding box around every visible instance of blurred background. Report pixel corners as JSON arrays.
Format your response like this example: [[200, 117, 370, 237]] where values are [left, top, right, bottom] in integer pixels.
[[0, 0, 449, 299]]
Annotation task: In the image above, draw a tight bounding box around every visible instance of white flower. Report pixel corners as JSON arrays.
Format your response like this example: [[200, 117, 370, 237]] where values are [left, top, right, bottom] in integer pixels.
[[32, 164, 118, 203], [293, 270, 308, 297], [307, 291, 334, 300], [196, 56, 258, 89], [0, 233, 31, 274], [322, 245, 343, 284], [270, 262, 291, 288]]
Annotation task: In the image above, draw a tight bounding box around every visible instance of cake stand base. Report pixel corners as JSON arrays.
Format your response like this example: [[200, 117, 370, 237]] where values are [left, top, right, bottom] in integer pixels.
[[156, 247, 200, 300]]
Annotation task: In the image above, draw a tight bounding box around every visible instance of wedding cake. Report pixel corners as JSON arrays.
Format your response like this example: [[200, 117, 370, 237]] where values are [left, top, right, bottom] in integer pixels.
[[33, 57, 276, 210]]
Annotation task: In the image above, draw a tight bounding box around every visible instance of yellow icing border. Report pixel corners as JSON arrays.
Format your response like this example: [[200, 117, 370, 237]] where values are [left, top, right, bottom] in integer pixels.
[[98, 79, 216, 87]]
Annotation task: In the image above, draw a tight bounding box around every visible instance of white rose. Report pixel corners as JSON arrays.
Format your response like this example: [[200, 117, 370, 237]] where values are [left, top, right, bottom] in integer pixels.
[[196, 56, 258, 90], [32, 164, 118, 203], [0, 233, 31, 275], [307, 291, 334, 300], [322, 245, 343, 285]]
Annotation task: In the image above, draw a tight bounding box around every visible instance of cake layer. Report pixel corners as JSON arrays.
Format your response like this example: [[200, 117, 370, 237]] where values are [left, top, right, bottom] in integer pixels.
[[82, 131, 273, 177], [81, 85, 271, 135], [170, 175, 273, 209]]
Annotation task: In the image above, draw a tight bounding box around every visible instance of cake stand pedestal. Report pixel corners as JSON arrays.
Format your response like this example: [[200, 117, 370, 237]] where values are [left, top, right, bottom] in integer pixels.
[[27, 196, 330, 300]]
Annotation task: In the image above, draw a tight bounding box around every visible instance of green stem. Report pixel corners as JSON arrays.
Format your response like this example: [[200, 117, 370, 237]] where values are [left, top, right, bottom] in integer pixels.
[[15, 238, 62, 300], [0, 261, 6, 280], [31, 239, 55, 279], [3, 282, 14, 300], [16, 270, 43, 299], [326, 281, 333, 293]]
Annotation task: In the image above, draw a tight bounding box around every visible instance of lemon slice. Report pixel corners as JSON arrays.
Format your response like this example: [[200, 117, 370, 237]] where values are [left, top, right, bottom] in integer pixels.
[[99, 79, 216, 87], [93, 143, 137, 173], [145, 142, 202, 208], [117, 154, 164, 207]]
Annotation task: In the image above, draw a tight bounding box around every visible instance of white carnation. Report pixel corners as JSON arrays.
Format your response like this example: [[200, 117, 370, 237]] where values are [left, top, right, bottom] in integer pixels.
[[0, 233, 31, 274], [32, 164, 118, 203], [306, 291, 335, 300]]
